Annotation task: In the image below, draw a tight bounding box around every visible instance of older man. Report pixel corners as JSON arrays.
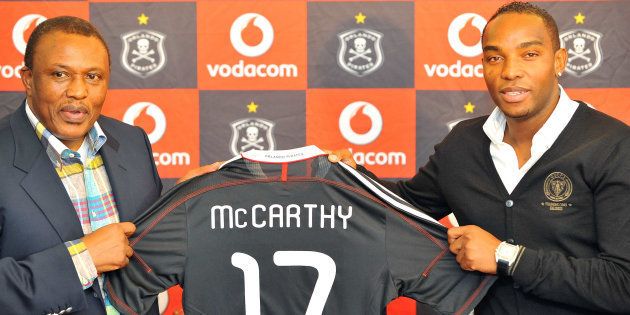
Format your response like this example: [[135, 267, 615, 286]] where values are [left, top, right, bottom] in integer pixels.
[[0, 16, 161, 314]]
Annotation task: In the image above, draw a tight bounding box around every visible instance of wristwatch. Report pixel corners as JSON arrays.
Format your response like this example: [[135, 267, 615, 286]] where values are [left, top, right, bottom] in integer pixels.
[[495, 241, 523, 276]]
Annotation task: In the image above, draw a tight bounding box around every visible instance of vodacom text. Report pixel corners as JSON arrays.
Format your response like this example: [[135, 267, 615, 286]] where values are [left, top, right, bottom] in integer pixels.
[[0, 63, 24, 79], [424, 60, 483, 78], [207, 60, 297, 78], [349, 147, 407, 166], [153, 152, 190, 166]]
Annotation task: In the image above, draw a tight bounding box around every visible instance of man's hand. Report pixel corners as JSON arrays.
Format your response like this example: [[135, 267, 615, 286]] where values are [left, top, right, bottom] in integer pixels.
[[176, 161, 223, 184], [83, 222, 136, 273], [325, 149, 357, 169], [447, 225, 501, 274]]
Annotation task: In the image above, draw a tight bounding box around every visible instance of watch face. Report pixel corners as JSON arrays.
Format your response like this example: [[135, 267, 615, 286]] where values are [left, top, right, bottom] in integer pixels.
[[498, 244, 517, 259]]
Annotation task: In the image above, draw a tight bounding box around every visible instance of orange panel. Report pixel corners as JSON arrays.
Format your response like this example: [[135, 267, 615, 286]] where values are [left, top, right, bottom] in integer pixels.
[[0, 2, 88, 91], [197, 1, 307, 90], [307, 88, 416, 178], [566, 88, 630, 125], [102, 89, 200, 178], [415, 1, 504, 91]]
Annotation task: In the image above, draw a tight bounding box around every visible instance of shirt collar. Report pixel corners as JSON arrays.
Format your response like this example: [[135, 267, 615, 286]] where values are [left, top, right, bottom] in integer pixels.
[[482, 85, 579, 148], [25, 100, 107, 160]]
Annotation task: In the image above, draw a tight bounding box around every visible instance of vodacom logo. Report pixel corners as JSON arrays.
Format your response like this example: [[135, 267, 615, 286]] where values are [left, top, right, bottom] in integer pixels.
[[448, 13, 486, 57], [2, 14, 45, 79], [123, 102, 191, 167], [123, 102, 167, 144], [13, 14, 47, 55], [230, 13, 274, 57], [207, 13, 297, 78], [338, 101, 383, 145], [424, 12, 486, 78]]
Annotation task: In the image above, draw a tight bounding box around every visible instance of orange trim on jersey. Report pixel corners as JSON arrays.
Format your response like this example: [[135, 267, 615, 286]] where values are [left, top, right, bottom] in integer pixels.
[[281, 163, 288, 182]]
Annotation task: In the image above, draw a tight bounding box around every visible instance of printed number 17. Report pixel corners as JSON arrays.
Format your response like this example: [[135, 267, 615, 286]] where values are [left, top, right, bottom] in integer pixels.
[[231, 251, 336, 315]]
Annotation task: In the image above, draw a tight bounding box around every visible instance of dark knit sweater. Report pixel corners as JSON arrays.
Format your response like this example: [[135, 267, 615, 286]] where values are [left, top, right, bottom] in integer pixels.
[[381, 103, 630, 314]]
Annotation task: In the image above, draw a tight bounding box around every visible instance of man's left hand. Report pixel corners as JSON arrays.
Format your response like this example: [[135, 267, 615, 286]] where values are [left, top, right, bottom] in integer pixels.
[[447, 225, 501, 274], [325, 149, 357, 169]]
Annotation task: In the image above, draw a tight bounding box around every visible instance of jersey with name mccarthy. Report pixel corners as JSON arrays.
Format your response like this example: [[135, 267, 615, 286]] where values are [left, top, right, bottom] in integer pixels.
[[106, 146, 495, 315]]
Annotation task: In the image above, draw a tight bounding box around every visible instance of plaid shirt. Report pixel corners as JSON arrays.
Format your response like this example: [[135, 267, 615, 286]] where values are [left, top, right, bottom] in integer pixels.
[[26, 103, 120, 314]]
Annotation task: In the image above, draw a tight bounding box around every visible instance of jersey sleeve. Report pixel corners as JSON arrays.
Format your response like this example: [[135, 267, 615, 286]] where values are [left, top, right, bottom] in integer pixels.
[[105, 190, 189, 315], [386, 208, 495, 314]]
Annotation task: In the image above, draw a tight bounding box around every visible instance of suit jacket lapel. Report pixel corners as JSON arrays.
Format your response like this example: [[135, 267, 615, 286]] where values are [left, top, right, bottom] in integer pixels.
[[99, 128, 133, 223], [12, 103, 85, 241]]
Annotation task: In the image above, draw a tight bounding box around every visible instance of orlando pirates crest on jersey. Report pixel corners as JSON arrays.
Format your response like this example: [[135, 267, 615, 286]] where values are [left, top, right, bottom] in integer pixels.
[[106, 146, 495, 315]]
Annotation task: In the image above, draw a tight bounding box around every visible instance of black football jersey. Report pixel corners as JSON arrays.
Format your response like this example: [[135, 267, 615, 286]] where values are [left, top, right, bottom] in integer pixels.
[[106, 146, 495, 315]]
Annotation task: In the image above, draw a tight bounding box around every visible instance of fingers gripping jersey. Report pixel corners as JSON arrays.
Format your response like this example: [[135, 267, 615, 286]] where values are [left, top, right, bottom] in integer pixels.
[[105, 146, 495, 315]]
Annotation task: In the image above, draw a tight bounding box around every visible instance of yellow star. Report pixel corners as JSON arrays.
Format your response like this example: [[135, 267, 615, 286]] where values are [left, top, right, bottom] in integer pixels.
[[138, 13, 149, 25], [355, 12, 366, 24], [464, 101, 475, 113], [574, 12, 585, 24], [247, 101, 258, 113]]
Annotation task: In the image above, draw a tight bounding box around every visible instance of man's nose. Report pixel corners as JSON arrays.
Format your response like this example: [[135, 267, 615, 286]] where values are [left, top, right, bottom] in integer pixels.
[[66, 76, 88, 99], [500, 57, 524, 81]]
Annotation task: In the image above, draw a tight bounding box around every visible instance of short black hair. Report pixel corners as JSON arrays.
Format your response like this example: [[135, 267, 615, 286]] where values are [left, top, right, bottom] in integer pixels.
[[483, 1, 560, 51], [24, 16, 111, 69]]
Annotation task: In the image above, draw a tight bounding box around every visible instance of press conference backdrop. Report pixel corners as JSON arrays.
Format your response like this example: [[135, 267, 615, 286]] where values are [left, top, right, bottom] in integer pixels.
[[1, 0, 629, 314]]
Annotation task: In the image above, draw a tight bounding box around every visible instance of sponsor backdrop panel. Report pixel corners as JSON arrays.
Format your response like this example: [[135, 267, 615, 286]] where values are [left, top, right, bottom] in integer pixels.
[[199, 90, 306, 164], [101, 89, 200, 178], [306, 88, 416, 178], [415, 90, 495, 167], [0, 2, 89, 91], [0, 92, 25, 118], [0, 1, 629, 315], [90, 2, 197, 88], [566, 88, 630, 125], [540, 1, 630, 88], [414, 1, 504, 91], [197, 1, 307, 90], [308, 1, 414, 88]]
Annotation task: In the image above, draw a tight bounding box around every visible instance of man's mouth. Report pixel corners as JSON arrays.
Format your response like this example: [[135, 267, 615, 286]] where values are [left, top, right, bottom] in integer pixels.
[[499, 87, 530, 103], [60, 105, 89, 123]]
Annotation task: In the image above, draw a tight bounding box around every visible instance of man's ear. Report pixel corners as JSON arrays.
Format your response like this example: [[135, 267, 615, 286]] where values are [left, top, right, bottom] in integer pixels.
[[554, 48, 568, 76], [20, 66, 33, 98]]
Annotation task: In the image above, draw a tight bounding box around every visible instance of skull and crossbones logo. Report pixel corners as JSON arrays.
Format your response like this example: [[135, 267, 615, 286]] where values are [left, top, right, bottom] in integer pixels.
[[240, 126, 264, 151], [568, 38, 591, 63], [349, 38, 372, 62], [132, 38, 155, 63]]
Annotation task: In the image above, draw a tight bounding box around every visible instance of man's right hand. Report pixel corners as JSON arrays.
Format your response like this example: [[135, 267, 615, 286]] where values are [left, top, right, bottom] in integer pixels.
[[82, 222, 136, 273]]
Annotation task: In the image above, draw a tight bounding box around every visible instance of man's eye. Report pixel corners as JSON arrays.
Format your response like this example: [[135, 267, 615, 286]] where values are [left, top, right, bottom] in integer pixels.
[[86, 73, 101, 80], [53, 71, 67, 78], [486, 56, 502, 63]]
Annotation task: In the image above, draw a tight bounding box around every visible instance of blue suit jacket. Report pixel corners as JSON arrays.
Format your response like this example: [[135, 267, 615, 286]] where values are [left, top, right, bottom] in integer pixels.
[[0, 103, 162, 314]]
